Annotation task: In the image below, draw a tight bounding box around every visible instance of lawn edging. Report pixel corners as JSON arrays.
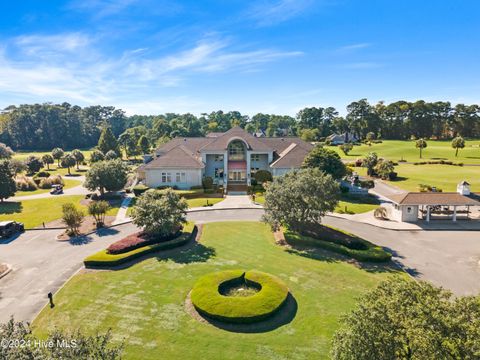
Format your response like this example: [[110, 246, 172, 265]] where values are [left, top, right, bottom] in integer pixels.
[[84, 223, 197, 267], [283, 225, 392, 263]]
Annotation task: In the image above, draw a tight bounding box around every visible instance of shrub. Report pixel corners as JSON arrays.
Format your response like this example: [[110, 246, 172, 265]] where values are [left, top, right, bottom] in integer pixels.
[[84, 223, 195, 267], [15, 175, 38, 191], [62, 203, 84, 235], [284, 225, 391, 262], [87, 200, 110, 227], [359, 180, 374, 189], [25, 155, 43, 174], [39, 175, 64, 189], [254, 170, 273, 184], [34, 171, 50, 178], [132, 184, 150, 196], [202, 176, 214, 189], [190, 270, 289, 324]]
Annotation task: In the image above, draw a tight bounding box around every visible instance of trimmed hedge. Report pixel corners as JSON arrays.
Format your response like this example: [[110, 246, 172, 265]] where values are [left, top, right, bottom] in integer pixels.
[[284, 225, 392, 263], [191, 270, 289, 324], [132, 184, 150, 196], [84, 223, 195, 267]]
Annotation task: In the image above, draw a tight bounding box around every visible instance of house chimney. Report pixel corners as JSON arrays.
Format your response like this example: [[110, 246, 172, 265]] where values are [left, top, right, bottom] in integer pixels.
[[457, 181, 471, 196]]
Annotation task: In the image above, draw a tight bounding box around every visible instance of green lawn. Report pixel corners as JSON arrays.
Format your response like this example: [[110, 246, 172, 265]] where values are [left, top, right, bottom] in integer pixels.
[[32, 221, 402, 359], [14, 178, 82, 197], [0, 195, 121, 228], [328, 139, 480, 164], [335, 194, 380, 214], [353, 164, 480, 192], [0, 195, 85, 228], [13, 149, 95, 162], [186, 197, 224, 208], [254, 194, 378, 214]]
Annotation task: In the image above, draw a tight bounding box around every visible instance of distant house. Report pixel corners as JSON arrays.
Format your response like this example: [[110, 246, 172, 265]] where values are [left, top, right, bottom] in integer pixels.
[[139, 127, 313, 192], [326, 132, 358, 145]]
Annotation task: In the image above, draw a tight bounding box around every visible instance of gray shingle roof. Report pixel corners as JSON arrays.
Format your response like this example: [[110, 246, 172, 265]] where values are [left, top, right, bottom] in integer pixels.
[[146, 145, 204, 169], [388, 192, 480, 206]]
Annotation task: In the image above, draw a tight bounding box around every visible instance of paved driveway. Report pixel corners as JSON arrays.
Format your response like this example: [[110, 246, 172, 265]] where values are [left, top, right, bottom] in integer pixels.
[[1, 209, 479, 324], [323, 216, 480, 296]]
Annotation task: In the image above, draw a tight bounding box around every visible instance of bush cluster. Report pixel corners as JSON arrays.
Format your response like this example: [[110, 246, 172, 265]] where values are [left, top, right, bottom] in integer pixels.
[[106, 228, 181, 254], [413, 160, 464, 166], [191, 270, 289, 324], [284, 224, 391, 262], [132, 184, 150, 196], [39, 175, 64, 189], [15, 175, 37, 191], [418, 184, 443, 192], [84, 223, 195, 267]]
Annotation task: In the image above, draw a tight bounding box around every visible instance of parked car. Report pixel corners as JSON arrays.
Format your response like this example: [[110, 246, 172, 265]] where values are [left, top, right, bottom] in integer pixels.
[[0, 221, 25, 239], [50, 184, 64, 195]]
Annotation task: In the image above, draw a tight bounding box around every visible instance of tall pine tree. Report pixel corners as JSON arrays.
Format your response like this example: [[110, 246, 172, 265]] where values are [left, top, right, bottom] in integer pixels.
[[97, 126, 120, 157]]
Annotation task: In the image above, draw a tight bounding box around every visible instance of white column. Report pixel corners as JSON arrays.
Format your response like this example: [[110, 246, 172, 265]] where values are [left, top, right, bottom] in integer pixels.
[[453, 206, 457, 222], [223, 151, 228, 188], [426, 206, 430, 222], [246, 150, 251, 185]]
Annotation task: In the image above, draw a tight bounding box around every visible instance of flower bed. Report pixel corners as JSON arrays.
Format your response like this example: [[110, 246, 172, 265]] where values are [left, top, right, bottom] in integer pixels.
[[84, 223, 195, 267], [190, 270, 289, 324], [106, 227, 181, 254]]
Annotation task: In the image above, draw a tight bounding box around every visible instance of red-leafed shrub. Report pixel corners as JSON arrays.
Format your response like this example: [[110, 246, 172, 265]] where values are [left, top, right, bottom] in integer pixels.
[[106, 228, 181, 254]]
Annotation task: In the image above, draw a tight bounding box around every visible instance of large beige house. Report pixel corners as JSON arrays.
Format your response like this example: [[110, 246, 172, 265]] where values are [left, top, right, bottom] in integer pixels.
[[138, 126, 313, 192]]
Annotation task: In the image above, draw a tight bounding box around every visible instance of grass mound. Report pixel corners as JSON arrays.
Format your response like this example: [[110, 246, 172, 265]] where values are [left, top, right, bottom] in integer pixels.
[[84, 222, 195, 267], [191, 269, 289, 324], [284, 224, 391, 262]]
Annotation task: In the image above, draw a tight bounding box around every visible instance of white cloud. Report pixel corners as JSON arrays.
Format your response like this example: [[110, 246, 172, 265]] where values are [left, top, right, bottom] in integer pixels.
[[336, 43, 372, 53], [246, 0, 315, 26], [0, 33, 302, 112]]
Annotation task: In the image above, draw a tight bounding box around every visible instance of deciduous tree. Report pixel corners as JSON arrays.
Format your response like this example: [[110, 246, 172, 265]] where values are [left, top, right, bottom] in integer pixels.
[[52, 147, 64, 166], [262, 168, 339, 232], [451, 136, 465, 157], [0, 160, 16, 202], [71, 149, 84, 170], [84, 159, 127, 196], [302, 146, 347, 179], [25, 155, 42, 174], [61, 154, 76, 175], [416, 138, 428, 158], [98, 126, 120, 157], [131, 188, 188, 237], [331, 278, 480, 360], [41, 154, 54, 170]]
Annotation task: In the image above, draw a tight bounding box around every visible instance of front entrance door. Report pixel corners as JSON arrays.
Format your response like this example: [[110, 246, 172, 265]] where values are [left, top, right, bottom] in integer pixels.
[[228, 170, 246, 182]]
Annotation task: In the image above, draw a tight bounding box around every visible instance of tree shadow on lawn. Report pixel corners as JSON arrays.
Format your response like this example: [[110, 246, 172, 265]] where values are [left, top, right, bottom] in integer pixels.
[[389, 176, 408, 182], [285, 244, 400, 274], [155, 242, 216, 265], [0, 202, 22, 215], [189, 293, 298, 334]]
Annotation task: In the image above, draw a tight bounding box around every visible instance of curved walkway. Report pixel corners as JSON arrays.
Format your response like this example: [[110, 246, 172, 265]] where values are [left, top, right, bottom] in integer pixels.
[[1, 208, 479, 324], [11, 176, 88, 201]]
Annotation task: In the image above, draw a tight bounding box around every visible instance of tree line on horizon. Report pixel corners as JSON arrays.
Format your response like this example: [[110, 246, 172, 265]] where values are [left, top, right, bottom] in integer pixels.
[[1, 99, 479, 151]]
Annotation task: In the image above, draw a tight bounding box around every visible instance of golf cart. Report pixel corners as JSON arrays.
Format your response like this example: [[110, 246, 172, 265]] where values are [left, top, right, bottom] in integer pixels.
[[0, 221, 25, 239], [50, 184, 64, 195]]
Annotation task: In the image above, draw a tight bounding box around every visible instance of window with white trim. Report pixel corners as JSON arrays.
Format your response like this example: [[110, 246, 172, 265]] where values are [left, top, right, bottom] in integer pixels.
[[214, 155, 224, 162], [250, 167, 259, 174], [161, 172, 172, 183], [251, 154, 260, 162], [175, 172, 186, 183]]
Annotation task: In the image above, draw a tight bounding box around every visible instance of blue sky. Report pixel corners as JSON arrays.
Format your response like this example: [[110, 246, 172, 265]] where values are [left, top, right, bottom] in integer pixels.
[[0, 0, 479, 115]]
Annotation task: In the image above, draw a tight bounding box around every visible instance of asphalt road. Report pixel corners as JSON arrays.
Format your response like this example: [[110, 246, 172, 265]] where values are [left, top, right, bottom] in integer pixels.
[[1, 208, 479, 324]]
